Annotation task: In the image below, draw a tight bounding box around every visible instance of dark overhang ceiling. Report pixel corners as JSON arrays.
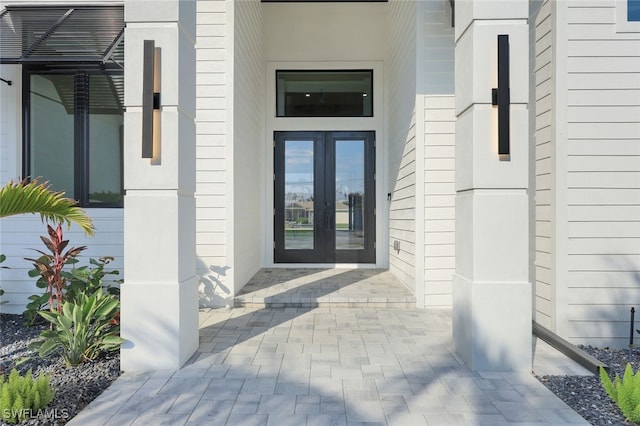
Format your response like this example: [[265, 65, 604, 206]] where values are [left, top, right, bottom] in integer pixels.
[[0, 5, 124, 65]]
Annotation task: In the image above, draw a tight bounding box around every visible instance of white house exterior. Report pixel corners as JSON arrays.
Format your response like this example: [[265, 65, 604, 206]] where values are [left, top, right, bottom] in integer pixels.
[[0, 0, 639, 371]]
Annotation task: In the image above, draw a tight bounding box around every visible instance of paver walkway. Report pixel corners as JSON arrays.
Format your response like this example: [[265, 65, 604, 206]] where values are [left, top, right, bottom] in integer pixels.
[[70, 306, 589, 425]]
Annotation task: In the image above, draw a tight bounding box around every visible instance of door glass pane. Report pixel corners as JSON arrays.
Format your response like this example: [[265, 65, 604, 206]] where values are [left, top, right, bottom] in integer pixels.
[[276, 70, 373, 117], [29, 74, 75, 196], [335, 139, 365, 250], [88, 74, 124, 204], [284, 140, 314, 249]]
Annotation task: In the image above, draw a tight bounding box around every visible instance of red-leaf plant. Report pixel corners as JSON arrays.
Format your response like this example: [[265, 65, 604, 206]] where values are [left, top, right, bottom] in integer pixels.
[[25, 224, 86, 314]]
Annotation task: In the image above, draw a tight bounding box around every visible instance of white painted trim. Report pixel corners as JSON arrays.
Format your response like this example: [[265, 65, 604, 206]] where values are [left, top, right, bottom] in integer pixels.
[[264, 60, 386, 268], [224, 0, 236, 294], [553, 0, 570, 336], [616, 0, 640, 35]]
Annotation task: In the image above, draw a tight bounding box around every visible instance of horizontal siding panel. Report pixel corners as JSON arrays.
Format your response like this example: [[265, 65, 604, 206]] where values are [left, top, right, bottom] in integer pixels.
[[425, 207, 455, 220], [567, 6, 614, 24], [568, 57, 640, 73], [568, 139, 640, 156], [425, 219, 454, 232], [567, 106, 640, 123], [567, 171, 640, 188], [568, 156, 640, 172], [567, 73, 640, 90], [568, 204, 640, 221], [424, 269, 455, 282], [567, 123, 640, 139], [568, 39, 640, 56], [424, 194, 455, 207], [568, 254, 640, 271], [424, 182, 455, 195], [568, 89, 640, 106], [567, 304, 638, 322], [568, 270, 640, 287], [568, 238, 640, 255], [425, 244, 454, 257], [568, 188, 640, 204]]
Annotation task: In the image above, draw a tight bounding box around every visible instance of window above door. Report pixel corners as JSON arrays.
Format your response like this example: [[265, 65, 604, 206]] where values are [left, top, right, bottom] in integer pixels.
[[276, 70, 373, 117]]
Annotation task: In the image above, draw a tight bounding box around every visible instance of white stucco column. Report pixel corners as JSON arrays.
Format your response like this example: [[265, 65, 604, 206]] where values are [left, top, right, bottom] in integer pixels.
[[452, 0, 531, 371], [121, 0, 198, 370]]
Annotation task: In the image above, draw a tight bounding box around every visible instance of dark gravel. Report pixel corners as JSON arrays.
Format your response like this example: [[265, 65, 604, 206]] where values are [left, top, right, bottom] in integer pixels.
[[3, 311, 640, 425], [0, 314, 120, 426], [536, 345, 640, 425]]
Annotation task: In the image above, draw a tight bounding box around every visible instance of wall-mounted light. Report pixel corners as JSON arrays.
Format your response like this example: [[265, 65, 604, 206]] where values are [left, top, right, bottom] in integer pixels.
[[142, 40, 160, 159], [491, 34, 510, 161]]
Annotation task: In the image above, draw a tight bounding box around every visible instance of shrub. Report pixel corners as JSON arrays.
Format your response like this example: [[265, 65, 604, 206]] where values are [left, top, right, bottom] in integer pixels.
[[29, 288, 123, 367], [600, 364, 640, 422], [24, 224, 86, 324], [0, 369, 54, 424]]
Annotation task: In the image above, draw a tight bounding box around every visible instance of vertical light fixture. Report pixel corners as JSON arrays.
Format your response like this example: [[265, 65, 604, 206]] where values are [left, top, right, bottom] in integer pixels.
[[142, 40, 160, 158], [491, 34, 510, 160]]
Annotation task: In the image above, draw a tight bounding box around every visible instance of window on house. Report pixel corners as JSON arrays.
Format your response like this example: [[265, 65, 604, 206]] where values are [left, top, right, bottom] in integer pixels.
[[629, 0, 640, 21], [276, 70, 373, 117], [26, 70, 124, 207], [0, 5, 125, 207]]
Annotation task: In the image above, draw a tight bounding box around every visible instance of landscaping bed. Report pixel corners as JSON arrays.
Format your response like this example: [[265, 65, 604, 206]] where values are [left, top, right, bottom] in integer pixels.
[[0, 314, 120, 426]]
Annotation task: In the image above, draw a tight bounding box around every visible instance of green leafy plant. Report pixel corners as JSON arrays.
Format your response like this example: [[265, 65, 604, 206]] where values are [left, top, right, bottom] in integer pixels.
[[0, 369, 54, 424], [29, 288, 123, 366], [0, 178, 94, 235], [65, 256, 121, 304], [23, 224, 86, 325], [600, 364, 640, 422]]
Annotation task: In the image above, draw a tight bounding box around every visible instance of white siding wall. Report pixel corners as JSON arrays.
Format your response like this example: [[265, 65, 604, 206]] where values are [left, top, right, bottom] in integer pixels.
[[534, 0, 554, 329], [195, 0, 230, 306], [232, 0, 263, 293], [563, 0, 640, 347], [419, 1, 455, 308], [387, 0, 417, 291], [422, 96, 455, 307]]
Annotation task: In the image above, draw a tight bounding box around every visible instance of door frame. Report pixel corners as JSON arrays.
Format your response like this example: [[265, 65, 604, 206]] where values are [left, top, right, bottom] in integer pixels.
[[274, 131, 376, 264], [264, 60, 387, 268]]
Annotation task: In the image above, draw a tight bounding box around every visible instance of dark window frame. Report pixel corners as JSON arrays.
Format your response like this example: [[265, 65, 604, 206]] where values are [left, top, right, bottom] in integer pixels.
[[276, 69, 374, 118], [22, 65, 124, 208]]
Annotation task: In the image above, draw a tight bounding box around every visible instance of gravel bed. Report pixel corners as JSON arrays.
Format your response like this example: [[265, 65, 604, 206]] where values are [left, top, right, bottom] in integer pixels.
[[0, 314, 120, 426], [536, 345, 640, 425], [3, 311, 640, 425]]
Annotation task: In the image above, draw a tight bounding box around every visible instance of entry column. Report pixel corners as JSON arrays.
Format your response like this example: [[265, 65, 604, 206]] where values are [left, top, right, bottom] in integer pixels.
[[452, 0, 531, 371], [121, 1, 198, 370]]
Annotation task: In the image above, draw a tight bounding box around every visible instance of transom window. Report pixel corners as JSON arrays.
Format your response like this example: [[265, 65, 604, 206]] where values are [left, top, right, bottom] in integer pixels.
[[276, 70, 373, 117]]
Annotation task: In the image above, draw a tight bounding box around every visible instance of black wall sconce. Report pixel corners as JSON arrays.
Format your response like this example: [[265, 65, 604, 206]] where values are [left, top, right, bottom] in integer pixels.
[[491, 34, 510, 160], [142, 40, 160, 159]]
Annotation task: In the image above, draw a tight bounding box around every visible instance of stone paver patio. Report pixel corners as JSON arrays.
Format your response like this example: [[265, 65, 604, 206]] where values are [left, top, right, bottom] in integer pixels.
[[69, 269, 590, 425]]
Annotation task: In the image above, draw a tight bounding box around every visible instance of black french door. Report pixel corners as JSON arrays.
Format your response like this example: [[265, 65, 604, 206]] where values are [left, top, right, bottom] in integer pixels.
[[274, 131, 376, 263]]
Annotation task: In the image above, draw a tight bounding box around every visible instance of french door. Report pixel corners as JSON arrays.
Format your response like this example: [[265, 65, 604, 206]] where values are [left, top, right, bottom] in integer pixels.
[[274, 131, 376, 263]]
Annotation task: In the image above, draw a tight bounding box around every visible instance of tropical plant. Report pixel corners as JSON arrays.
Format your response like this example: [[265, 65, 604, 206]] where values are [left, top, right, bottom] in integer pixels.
[[29, 288, 123, 367], [600, 364, 640, 423], [0, 369, 54, 424], [65, 256, 120, 304], [23, 224, 86, 324], [0, 179, 94, 235]]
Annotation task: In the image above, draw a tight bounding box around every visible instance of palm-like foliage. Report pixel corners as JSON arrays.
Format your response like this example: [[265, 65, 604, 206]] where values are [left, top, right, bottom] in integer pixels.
[[0, 179, 94, 235]]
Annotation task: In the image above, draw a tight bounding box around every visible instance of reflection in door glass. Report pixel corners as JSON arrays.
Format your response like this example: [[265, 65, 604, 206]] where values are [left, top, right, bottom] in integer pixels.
[[335, 140, 365, 250], [285, 140, 315, 249]]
